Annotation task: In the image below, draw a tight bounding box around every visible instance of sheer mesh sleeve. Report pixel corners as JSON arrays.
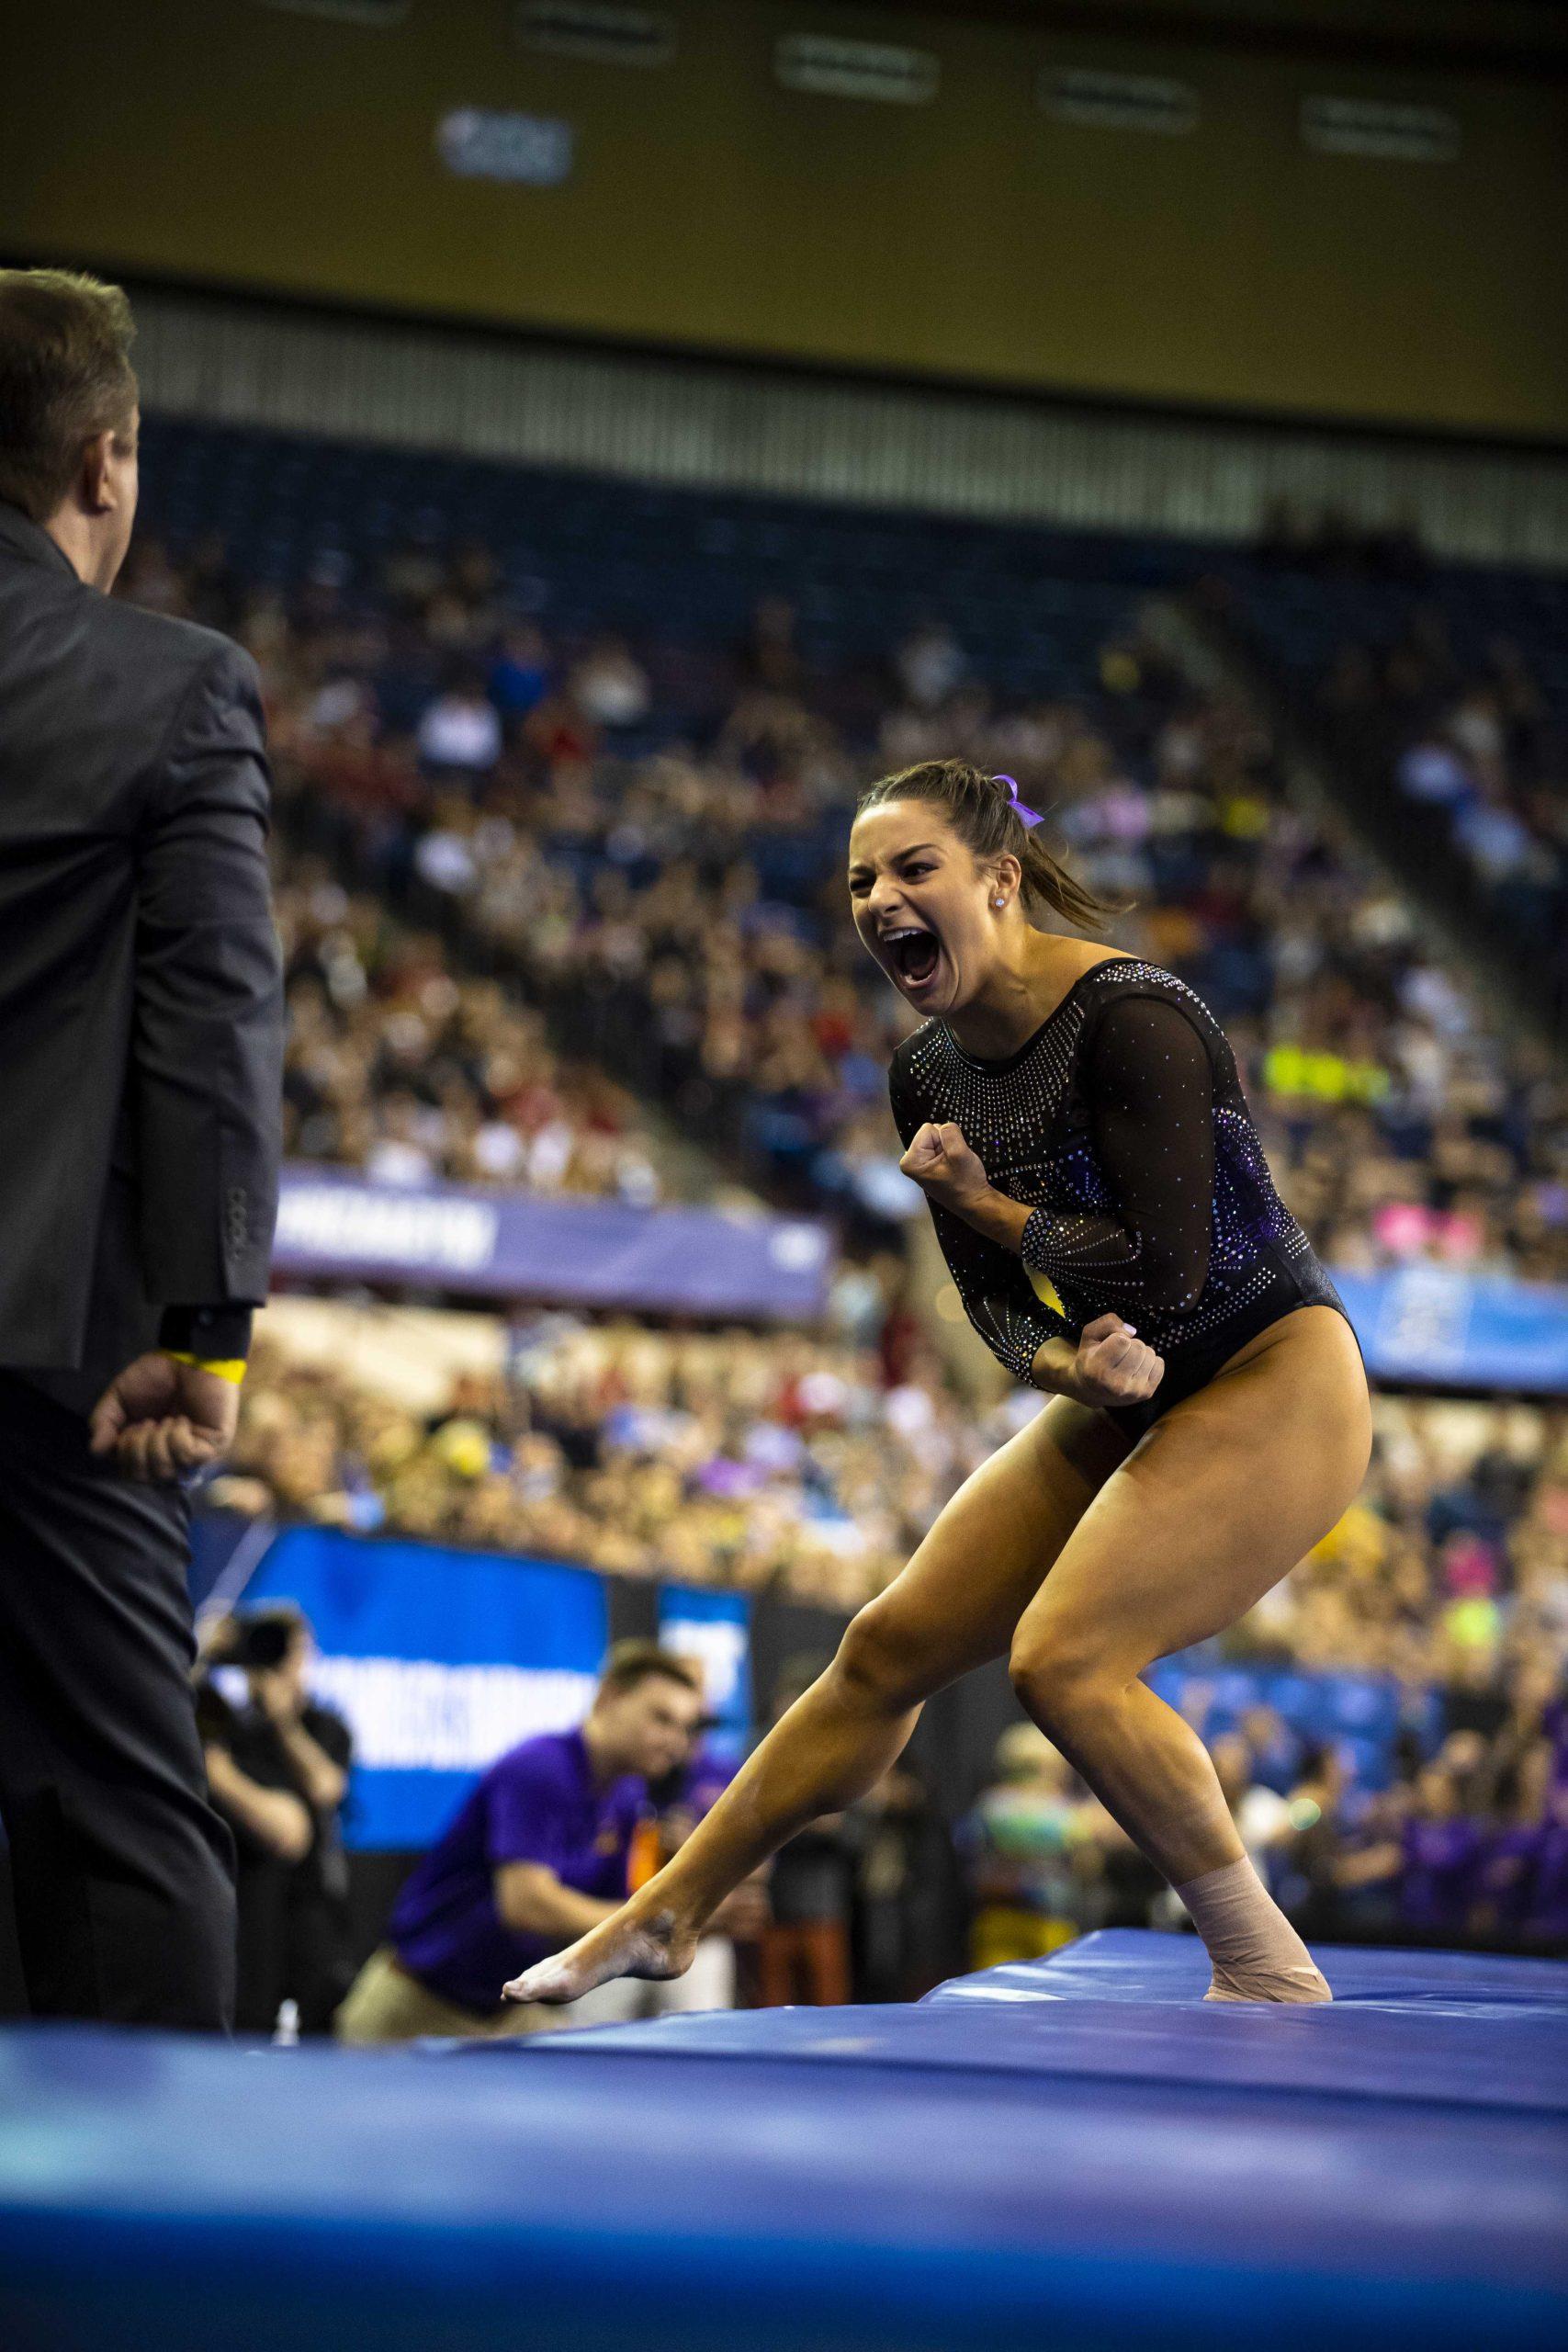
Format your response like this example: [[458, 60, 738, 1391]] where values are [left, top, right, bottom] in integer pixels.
[[889, 1057, 1070, 1386], [1020, 996, 1213, 1316]]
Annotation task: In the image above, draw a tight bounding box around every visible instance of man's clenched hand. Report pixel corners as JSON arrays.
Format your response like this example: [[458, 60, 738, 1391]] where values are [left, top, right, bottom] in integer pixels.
[[89, 1352, 241, 1484]]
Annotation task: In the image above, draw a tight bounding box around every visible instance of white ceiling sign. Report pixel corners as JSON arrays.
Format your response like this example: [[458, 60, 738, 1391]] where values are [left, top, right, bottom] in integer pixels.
[[1302, 96, 1461, 163], [774, 32, 940, 107], [514, 3, 676, 68], [1042, 67, 1199, 137]]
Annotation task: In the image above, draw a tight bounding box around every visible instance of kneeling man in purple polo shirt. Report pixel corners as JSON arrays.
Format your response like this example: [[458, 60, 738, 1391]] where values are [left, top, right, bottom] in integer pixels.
[[336, 1643, 704, 2042]]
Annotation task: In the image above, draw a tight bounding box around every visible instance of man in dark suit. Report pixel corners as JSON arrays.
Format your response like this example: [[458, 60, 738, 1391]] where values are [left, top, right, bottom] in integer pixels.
[[0, 270, 284, 2029]]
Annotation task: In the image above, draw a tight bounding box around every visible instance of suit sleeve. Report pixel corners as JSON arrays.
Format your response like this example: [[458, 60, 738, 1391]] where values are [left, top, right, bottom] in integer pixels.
[[134, 640, 284, 1325], [889, 1057, 1069, 1387]]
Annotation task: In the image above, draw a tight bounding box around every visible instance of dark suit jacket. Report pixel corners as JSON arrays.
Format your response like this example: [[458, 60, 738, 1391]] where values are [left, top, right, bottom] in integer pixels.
[[0, 502, 284, 1410]]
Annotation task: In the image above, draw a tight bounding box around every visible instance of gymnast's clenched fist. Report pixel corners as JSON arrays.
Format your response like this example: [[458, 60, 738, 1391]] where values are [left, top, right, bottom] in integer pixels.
[[1068, 1313, 1164, 1408], [898, 1119, 991, 1216]]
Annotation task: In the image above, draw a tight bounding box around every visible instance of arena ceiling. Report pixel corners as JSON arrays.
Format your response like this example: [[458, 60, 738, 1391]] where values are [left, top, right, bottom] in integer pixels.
[[868, 1, 1568, 74]]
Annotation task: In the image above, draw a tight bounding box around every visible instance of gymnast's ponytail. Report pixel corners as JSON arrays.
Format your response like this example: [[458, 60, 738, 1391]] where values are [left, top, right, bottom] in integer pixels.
[[855, 759, 1121, 932]]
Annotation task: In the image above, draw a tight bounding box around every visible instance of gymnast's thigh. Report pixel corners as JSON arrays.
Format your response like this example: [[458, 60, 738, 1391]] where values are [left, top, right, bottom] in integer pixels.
[[1012, 1306, 1372, 1681], [849, 1389, 1135, 1697]]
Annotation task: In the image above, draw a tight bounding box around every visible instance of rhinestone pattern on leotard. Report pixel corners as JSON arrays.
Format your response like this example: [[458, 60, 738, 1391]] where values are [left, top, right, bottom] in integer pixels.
[[888, 959, 1341, 1386]]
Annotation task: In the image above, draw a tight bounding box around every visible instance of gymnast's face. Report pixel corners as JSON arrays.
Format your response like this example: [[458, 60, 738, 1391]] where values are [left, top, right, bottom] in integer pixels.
[[848, 800, 1010, 1017]]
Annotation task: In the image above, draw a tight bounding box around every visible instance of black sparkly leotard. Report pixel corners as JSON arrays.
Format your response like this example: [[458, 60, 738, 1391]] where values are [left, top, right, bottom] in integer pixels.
[[888, 957, 1351, 1437]]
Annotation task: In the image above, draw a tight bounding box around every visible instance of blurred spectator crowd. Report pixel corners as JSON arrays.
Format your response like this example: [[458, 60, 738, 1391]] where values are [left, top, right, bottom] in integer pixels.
[[964, 1675, 1567, 1964], [1324, 610, 1567, 978], [276, 856, 668, 1202], [214, 1309, 975, 1614], [121, 496, 1567, 1959], [119, 528, 1568, 1279], [213, 1315, 1568, 1958], [214, 1319, 1568, 1687]]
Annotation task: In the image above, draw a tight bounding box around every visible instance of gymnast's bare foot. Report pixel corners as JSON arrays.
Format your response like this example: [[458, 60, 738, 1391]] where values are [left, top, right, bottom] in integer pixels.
[[502, 1902, 696, 2006]]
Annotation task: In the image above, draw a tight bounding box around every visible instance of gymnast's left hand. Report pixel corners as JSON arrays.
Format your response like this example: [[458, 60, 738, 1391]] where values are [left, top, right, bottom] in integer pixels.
[[899, 1120, 991, 1215]]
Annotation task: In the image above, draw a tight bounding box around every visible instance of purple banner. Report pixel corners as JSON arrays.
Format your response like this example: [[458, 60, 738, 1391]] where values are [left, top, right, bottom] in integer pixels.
[[272, 1165, 834, 1323]]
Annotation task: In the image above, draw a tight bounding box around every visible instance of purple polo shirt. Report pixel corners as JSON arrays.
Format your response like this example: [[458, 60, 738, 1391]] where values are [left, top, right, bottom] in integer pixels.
[[1478, 1824, 1543, 1935], [389, 1728, 644, 2015], [672, 1742, 737, 1820], [1525, 1820, 1568, 1945], [1400, 1815, 1483, 1937]]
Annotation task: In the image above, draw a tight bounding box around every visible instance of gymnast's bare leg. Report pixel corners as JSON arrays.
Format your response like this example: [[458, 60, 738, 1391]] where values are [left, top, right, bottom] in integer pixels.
[[504, 1388, 1126, 2000], [506, 1305, 1368, 2008]]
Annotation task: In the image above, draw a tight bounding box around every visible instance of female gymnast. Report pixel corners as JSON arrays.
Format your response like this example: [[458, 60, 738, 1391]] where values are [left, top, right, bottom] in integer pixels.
[[507, 759, 1371, 2007]]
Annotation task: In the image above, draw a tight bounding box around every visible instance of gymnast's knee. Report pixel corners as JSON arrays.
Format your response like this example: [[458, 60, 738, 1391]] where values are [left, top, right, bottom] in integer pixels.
[[829, 1602, 934, 1718], [1008, 1626, 1120, 1741]]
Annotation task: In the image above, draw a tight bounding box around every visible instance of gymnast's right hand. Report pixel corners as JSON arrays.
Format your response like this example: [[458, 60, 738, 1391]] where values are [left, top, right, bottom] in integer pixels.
[[1068, 1314, 1164, 1408]]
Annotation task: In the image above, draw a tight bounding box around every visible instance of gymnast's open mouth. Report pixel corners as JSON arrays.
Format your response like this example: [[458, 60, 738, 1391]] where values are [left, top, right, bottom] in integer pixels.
[[882, 924, 941, 989]]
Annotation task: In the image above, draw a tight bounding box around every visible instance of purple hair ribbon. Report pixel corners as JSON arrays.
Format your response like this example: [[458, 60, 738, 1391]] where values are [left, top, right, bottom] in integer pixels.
[[992, 773, 1043, 829]]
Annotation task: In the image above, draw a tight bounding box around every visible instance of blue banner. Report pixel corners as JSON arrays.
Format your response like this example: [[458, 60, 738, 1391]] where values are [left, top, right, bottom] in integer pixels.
[[1334, 1265, 1568, 1394], [272, 1164, 833, 1323], [658, 1586, 751, 1767], [241, 1527, 609, 1849]]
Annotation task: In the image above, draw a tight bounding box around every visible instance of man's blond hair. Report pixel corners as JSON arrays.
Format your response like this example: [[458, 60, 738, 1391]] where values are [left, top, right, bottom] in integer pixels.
[[0, 269, 137, 523]]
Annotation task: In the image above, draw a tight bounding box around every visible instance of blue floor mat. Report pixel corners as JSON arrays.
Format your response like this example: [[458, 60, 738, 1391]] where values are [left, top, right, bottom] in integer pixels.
[[526, 1929, 1568, 2112], [1, 1932, 1564, 2352]]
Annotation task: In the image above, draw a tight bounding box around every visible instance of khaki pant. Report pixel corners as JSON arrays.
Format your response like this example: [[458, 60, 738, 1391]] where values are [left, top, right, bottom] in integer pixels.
[[334, 1946, 563, 2045]]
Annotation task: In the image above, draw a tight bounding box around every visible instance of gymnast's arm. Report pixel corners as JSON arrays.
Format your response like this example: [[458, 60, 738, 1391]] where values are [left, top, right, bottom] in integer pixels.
[[891, 1011, 1201, 1404], [890, 1064, 1150, 1402], [918, 999, 1214, 1314], [929, 1193, 1085, 1396]]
